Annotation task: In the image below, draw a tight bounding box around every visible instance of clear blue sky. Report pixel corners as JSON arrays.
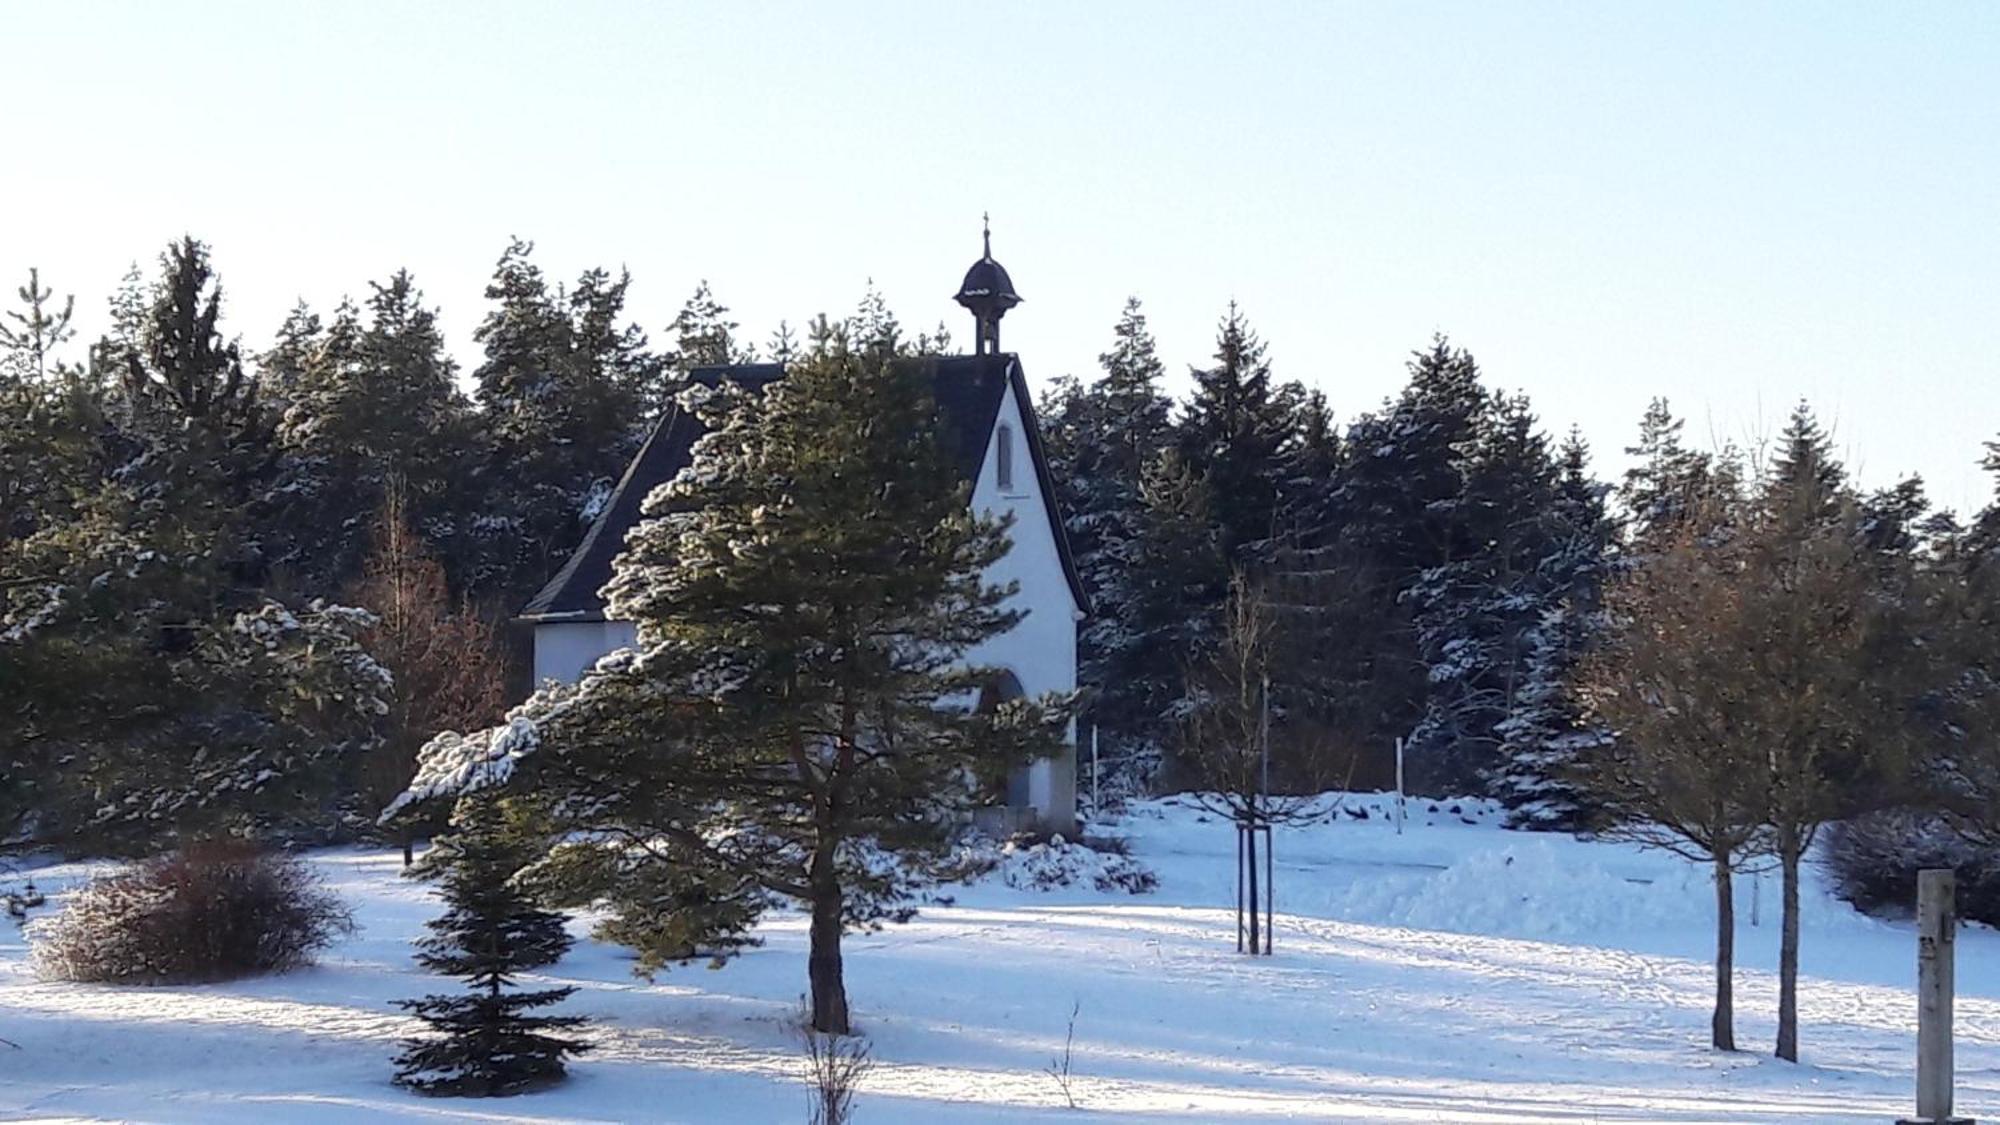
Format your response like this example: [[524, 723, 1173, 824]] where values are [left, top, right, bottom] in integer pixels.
[[9, 2, 1998, 511]]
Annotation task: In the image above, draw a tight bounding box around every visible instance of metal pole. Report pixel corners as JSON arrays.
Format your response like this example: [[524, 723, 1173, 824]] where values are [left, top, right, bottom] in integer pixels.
[[1090, 725, 1100, 813], [1394, 737, 1406, 836]]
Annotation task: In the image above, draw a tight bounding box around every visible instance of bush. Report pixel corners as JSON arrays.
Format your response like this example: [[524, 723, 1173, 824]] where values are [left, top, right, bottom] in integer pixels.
[[1824, 810, 2000, 927], [30, 842, 353, 983]]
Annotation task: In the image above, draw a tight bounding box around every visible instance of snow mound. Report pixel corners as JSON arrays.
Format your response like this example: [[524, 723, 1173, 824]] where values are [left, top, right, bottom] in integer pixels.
[[972, 835, 1158, 895], [1334, 837, 1678, 939]]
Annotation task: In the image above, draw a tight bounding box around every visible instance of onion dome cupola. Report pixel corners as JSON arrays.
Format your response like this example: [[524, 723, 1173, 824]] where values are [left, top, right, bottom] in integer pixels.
[[953, 214, 1021, 355]]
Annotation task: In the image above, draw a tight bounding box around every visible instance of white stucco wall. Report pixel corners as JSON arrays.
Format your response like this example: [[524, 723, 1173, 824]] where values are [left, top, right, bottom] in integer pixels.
[[532, 620, 638, 686], [964, 372, 1081, 836]]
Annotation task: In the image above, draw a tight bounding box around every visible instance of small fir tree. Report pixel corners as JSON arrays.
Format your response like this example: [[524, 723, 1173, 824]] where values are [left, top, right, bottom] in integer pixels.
[[395, 796, 587, 1097]]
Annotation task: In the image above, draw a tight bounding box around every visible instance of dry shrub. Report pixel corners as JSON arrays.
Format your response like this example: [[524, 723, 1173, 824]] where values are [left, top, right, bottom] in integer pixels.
[[799, 1000, 872, 1125], [31, 841, 353, 983], [1825, 809, 2000, 927]]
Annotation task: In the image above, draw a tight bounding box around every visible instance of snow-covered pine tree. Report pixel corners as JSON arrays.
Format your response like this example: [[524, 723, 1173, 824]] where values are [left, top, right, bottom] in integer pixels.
[[661, 279, 751, 402], [269, 273, 475, 595], [7, 241, 391, 852], [1492, 430, 1617, 830], [1039, 299, 1176, 796], [392, 330, 1072, 1037], [469, 239, 650, 606], [395, 795, 587, 1097], [571, 266, 667, 416]]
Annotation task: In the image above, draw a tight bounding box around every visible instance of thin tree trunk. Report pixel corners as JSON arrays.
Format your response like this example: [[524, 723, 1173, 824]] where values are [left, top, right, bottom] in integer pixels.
[[402, 834, 415, 868], [1244, 813, 1261, 955], [807, 845, 850, 1036], [1776, 840, 1802, 1062], [1712, 853, 1736, 1051]]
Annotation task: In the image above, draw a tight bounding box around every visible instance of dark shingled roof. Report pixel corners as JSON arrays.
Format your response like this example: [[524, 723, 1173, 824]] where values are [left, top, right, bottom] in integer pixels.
[[519, 353, 1088, 623]]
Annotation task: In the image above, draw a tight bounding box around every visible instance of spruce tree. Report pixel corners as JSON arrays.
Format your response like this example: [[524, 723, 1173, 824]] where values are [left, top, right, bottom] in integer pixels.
[[1621, 397, 1715, 550], [1405, 393, 1562, 791], [1317, 336, 1491, 791], [395, 795, 586, 1097], [1492, 430, 1617, 829], [1039, 299, 1177, 793], [1177, 303, 1292, 564]]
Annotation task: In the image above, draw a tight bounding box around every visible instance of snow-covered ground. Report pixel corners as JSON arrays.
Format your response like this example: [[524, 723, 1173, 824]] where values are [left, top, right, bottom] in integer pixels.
[[2, 795, 1994, 1123]]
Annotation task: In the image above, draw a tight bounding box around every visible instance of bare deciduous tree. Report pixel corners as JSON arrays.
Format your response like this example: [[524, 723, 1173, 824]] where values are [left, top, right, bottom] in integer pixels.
[[349, 483, 507, 862], [1177, 578, 1331, 954], [1578, 509, 1768, 1052], [1583, 481, 1918, 1061]]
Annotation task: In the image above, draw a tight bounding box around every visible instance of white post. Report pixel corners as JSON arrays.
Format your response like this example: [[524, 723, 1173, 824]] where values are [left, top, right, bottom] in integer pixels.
[[1900, 868, 1971, 1124], [1090, 725, 1100, 814], [1393, 737, 1406, 836]]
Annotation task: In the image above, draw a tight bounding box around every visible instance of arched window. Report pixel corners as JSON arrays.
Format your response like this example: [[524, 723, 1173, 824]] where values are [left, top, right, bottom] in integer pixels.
[[996, 423, 1015, 491]]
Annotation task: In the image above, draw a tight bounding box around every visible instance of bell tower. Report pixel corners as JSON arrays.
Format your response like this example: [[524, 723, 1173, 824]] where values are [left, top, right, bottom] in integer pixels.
[[953, 214, 1022, 355]]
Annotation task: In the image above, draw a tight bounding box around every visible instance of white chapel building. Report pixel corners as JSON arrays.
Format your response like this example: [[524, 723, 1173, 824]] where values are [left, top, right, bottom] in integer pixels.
[[516, 234, 1088, 835]]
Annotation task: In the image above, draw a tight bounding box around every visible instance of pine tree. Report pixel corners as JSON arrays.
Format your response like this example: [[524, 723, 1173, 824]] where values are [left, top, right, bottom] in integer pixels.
[[5, 241, 390, 852], [469, 239, 649, 605], [394, 335, 1072, 1036], [573, 267, 669, 415], [0, 268, 75, 384], [395, 795, 587, 1097], [0, 269, 93, 840], [270, 272, 475, 594], [664, 280, 750, 394]]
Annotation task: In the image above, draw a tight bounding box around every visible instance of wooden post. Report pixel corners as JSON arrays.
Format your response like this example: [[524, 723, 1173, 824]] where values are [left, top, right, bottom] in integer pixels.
[[1899, 868, 1972, 1124]]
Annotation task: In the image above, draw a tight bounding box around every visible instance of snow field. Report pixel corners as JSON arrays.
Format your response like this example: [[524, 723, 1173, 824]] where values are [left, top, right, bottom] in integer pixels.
[[0, 795, 1993, 1123]]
